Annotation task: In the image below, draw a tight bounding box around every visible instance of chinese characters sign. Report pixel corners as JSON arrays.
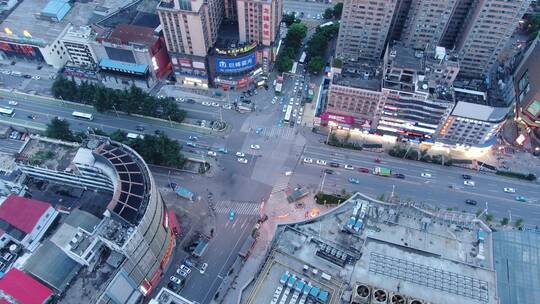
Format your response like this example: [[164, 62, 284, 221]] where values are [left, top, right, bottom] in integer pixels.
[[215, 52, 257, 73]]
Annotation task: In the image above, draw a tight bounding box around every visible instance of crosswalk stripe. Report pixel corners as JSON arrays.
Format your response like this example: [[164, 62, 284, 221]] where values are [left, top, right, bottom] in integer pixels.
[[213, 200, 260, 215]]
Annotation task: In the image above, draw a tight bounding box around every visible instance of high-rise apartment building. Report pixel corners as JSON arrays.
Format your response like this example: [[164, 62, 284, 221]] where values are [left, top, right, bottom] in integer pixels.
[[453, 0, 531, 78], [237, 0, 282, 46], [336, 0, 399, 61], [158, 0, 225, 86], [400, 0, 459, 50]]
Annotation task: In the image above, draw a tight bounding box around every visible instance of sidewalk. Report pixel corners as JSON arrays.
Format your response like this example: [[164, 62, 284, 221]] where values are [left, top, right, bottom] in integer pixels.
[[216, 179, 329, 304]]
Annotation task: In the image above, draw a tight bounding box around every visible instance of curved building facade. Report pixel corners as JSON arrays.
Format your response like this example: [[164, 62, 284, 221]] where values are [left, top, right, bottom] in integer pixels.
[[90, 138, 174, 300]]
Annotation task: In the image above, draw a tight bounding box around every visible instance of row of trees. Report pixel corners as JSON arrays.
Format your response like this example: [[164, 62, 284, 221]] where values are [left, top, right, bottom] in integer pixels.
[[523, 13, 540, 41], [45, 118, 186, 169], [305, 23, 340, 73], [51, 77, 186, 123], [389, 145, 453, 166], [323, 3, 343, 20], [275, 23, 308, 72]]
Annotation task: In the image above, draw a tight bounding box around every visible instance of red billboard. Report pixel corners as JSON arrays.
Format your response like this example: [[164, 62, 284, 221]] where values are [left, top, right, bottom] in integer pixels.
[[320, 112, 355, 125]]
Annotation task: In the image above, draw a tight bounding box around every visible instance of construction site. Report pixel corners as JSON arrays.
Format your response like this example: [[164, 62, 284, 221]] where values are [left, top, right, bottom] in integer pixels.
[[244, 193, 498, 304]]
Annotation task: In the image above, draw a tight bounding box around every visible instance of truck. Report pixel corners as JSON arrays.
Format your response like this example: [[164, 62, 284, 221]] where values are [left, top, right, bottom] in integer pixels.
[[192, 240, 208, 257], [174, 186, 194, 201], [373, 167, 391, 177], [287, 188, 309, 203]]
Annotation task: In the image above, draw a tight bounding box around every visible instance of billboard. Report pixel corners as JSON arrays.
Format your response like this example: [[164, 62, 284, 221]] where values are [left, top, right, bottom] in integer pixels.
[[215, 52, 257, 73]]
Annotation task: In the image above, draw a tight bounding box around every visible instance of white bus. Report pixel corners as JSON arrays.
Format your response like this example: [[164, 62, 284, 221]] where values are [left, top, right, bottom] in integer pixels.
[[290, 62, 298, 74], [127, 133, 144, 140], [284, 105, 293, 122], [72, 111, 94, 121], [0, 106, 15, 117], [299, 52, 306, 64]]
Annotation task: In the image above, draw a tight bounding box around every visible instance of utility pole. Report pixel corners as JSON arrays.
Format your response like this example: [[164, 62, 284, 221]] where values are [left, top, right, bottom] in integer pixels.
[[391, 184, 395, 200], [112, 105, 119, 118], [168, 115, 173, 127]]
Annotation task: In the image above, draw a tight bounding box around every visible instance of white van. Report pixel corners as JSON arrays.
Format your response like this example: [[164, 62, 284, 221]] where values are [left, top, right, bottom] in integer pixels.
[[127, 133, 144, 139]]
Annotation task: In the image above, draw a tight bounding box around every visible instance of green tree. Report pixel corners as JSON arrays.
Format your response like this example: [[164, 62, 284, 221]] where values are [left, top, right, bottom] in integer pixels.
[[306, 33, 328, 57], [485, 213, 494, 223], [323, 8, 334, 19], [93, 86, 113, 112], [282, 12, 298, 26], [515, 218, 524, 228], [51, 76, 78, 100], [109, 129, 128, 142], [333, 3, 343, 19], [129, 135, 185, 168], [501, 217, 509, 226], [276, 55, 293, 72], [285, 23, 307, 51], [45, 117, 75, 141], [331, 58, 343, 68], [307, 56, 325, 74]]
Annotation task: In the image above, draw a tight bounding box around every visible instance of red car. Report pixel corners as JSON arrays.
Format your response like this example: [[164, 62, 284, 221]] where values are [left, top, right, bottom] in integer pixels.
[[358, 168, 370, 173]]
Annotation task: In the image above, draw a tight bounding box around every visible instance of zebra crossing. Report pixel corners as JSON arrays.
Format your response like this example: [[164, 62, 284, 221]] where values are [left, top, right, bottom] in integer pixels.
[[214, 200, 260, 216], [271, 175, 291, 194], [257, 127, 296, 140]]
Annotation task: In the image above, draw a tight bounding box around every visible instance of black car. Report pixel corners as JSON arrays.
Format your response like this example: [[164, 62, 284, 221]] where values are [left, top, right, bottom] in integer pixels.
[[23, 74, 32, 79], [462, 174, 472, 180], [135, 125, 145, 131], [329, 162, 340, 168], [186, 99, 196, 104], [324, 169, 334, 174], [465, 199, 478, 205], [154, 129, 163, 135], [394, 173, 405, 179]]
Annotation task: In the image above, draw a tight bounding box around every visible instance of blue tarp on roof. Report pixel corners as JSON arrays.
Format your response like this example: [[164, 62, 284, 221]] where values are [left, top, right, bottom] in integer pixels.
[[477, 229, 486, 242], [317, 290, 329, 303], [41, 0, 71, 21], [309, 286, 319, 297], [99, 58, 148, 75]]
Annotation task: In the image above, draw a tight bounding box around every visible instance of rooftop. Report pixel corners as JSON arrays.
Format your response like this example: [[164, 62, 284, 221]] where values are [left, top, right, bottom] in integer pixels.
[[108, 24, 156, 46], [248, 193, 497, 304], [493, 230, 540, 304], [451, 101, 509, 122], [0, 268, 53, 304], [0, 195, 51, 235], [18, 137, 79, 172], [24, 240, 82, 292], [332, 60, 382, 91], [0, 0, 125, 46]]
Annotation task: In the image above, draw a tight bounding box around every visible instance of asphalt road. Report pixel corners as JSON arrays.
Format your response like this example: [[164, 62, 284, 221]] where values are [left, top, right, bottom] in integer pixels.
[[0, 93, 229, 147], [283, 0, 333, 19], [292, 145, 540, 225]]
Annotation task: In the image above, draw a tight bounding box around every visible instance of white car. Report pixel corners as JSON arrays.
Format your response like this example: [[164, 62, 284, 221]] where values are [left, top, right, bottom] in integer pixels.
[[463, 180, 475, 187], [8, 101, 18, 106], [158, 95, 166, 99], [237, 158, 248, 164], [170, 276, 182, 284], [176, 269, 188, 277], [235, 152, 245, 157], [503, 187, 516, 193], [344, 164, 354, 170], [222, 104, 232, 109], [282, 107, 287, 113], [202, 101, 212, 106], [296, 118, 302, 124], [200, 263, 208, 274], [207, 151, 217, 156], [31, 75, 41, 80], [175, 97, 185, 102], [179, 264, 191, 274], [420, 173, 432, 178], [316, 159, 327, 165], [211, 102, 220, 107], [303, 157, 313, 164], [295, 102, 300, 106], [1, 70, 11, 75], [250, 144, 260, 150]]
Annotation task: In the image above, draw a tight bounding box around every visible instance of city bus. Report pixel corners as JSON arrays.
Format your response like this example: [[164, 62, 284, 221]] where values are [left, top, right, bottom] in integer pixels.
[[0, 106, 15, 117], [290, 62, 298, 74], [284, 105, 293, 122], [72, 111, 94, 121], [299, 52, 306, 64]]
